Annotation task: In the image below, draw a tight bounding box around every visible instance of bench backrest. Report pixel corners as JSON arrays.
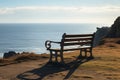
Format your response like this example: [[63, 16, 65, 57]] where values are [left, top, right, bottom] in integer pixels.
[[60, 33, 95, 50]]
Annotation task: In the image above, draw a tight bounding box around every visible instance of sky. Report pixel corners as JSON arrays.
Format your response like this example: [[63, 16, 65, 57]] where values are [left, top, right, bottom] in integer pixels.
[[0, 0, 120, 25]]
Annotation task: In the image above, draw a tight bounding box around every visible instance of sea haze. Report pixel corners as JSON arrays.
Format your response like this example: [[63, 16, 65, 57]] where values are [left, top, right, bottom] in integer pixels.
[[0, 23, 98, 57]]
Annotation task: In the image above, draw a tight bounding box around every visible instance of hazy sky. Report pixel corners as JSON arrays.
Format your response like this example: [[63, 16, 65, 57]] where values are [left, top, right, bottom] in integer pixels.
[[0, 0, 120, 24]]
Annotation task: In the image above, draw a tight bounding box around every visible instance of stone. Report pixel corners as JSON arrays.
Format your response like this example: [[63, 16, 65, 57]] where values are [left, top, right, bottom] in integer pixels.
[[94, 27, 110, 47], [3, 51, 17, 58], [107, 16, 120, 37]]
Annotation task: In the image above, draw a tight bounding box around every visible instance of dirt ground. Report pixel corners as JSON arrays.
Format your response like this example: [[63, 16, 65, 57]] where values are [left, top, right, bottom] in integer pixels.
[[0, 38, 120, 80]]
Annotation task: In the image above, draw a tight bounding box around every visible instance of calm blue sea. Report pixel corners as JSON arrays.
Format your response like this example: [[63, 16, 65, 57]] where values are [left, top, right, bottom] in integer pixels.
[[0, 23, 98, 57]]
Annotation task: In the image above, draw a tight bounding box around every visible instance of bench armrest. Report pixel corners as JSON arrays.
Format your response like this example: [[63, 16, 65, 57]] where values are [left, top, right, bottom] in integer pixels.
[[45, 40, 61, 50]]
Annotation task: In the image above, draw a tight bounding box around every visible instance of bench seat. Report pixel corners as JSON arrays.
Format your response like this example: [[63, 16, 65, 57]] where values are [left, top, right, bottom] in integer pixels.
[[49, 46, 91, 51]]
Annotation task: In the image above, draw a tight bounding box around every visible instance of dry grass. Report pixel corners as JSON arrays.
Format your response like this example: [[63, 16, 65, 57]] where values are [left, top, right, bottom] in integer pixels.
[[0, 38, 120, 80], [60, 38, 120, 80]]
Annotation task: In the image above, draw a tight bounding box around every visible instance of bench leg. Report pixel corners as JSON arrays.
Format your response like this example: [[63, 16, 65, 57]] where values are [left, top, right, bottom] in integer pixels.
[[87, 48, 94, 59], [49, 50, 53, 62], [85, 49, 87, 57], [79, 49, 87, 58], [79, 49, 82, 57], [55, 51, 58, 62], [60, 51, 64, 63], [90, 49, 93, 57]]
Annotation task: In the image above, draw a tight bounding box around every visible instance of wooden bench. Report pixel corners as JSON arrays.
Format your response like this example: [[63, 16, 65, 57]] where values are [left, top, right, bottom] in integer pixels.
[[45, 33, 95, 63]]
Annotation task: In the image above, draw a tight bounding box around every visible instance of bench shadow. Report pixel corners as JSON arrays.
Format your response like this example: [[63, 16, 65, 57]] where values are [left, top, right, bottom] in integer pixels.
[[17, 56, 93, 80]]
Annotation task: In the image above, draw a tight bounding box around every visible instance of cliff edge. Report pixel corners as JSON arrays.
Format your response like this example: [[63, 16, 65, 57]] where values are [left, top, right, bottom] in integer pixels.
[[107, 16, 120, 37]]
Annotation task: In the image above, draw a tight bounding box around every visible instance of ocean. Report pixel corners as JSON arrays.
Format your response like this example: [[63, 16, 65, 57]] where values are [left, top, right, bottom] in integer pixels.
[[0, 23, 98, 57]]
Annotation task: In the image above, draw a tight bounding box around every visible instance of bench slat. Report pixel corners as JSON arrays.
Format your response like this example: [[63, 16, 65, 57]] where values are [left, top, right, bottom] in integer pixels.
[[63, 41, 92, 46], [64, 37, 93, 42], [49, 46, 91, 51], [64, 34, 94, 38]]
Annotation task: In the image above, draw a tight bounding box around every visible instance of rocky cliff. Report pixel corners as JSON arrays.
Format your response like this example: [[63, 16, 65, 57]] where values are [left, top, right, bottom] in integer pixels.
[[107, 16, 120, 37], [94, 16, 120, 46], [94, 27, 110, 47]]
